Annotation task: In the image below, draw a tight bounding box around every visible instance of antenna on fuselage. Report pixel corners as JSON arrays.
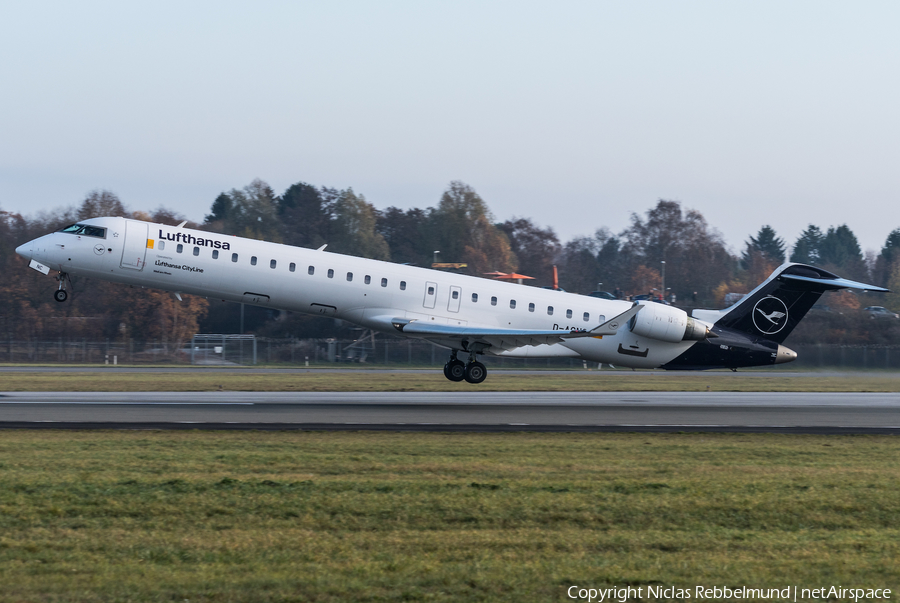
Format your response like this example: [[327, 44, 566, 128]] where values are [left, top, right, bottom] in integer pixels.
[[176, 221, 187, 228]]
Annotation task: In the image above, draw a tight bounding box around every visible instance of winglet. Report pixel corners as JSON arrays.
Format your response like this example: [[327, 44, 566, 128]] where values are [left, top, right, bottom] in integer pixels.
[[590, 304, 642, 336]]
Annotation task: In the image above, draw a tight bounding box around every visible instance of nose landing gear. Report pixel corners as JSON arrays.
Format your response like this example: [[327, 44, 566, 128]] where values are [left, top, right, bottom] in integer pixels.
[[54, 272, 70, 303], [443, 350, 488, 384]]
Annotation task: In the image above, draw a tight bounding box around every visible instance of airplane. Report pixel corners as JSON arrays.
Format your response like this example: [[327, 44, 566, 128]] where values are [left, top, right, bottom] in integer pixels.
[[15, 216, 888, 383]]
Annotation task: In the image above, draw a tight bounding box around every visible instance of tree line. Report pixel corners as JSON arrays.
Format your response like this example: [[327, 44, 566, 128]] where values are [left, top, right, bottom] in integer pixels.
[[2, 179, 900, 347]]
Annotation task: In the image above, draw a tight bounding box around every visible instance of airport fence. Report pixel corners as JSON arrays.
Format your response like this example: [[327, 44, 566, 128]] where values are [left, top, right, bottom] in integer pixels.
[[3, 337, 900, 370]]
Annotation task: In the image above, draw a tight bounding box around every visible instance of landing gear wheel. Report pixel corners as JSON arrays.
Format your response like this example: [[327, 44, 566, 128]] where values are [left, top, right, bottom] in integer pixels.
[[54, 289, 68, 303], [444, 359, 466, 382], [464, 361, 487, 384]]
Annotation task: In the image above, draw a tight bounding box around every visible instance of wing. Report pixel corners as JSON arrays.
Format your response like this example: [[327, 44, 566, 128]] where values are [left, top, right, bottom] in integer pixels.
[[389, 304, 642, 352]]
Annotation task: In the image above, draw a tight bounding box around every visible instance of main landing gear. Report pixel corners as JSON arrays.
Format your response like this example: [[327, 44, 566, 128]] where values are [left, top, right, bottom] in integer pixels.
[[443, 350, 487, 384], [54, 271, 70, 303]]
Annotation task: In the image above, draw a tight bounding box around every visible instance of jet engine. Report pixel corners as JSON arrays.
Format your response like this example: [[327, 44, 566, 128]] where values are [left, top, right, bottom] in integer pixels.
[[630, 301, 711, 342]]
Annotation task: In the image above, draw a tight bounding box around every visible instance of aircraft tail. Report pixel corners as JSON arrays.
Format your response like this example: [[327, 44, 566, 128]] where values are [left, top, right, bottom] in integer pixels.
[[692, 263, 888, 344]]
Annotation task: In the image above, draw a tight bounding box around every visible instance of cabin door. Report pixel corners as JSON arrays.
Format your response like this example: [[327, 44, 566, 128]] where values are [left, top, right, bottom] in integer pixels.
[[120, 220, 148, 271], [423, 281, 437, 309], [448, 286, 462, 312]]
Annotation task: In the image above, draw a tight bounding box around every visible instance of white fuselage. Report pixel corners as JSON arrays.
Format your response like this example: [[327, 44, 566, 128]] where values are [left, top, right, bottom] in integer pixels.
[[18, 217, 698, 367]]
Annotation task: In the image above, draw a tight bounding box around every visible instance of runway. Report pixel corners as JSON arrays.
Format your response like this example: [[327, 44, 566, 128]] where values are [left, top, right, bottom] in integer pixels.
[[1, 391, 899, 433]]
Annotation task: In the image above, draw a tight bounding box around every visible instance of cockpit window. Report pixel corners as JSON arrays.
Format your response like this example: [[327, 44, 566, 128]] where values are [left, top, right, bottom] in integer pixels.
[[58, 223, 106, 238]]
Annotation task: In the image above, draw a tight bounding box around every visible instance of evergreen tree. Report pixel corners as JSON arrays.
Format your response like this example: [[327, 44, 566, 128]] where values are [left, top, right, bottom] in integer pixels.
[[817, 224, 867, 281], [873, 228, 900, 287], [204, 193, 233, 225], [819, 224, 863, 268], [790, 225, 823, 264], [742, 225, 785, 267], [278, 182, 332, 249], [880, 229, 900, 265]]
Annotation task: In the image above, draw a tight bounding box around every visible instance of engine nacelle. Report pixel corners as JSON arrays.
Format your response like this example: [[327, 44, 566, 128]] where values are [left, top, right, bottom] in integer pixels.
[[630, 301, 710, 343]]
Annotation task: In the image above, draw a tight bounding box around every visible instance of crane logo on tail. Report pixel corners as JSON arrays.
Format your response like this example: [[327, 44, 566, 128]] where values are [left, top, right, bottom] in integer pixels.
[[752, 296, 789, 334]]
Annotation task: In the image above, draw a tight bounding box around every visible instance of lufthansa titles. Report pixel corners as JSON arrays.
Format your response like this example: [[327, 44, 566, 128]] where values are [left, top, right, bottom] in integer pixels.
[[155, 260, 204, 274]]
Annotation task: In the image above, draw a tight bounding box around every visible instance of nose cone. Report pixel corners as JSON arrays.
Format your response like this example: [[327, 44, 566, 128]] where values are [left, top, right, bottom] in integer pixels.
[[775, 345, 798, 364], [15, 241, 32, 259]]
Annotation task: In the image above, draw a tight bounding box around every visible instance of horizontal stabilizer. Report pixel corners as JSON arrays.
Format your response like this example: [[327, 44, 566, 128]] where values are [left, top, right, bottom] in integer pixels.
[[780, 273, 889, 293]]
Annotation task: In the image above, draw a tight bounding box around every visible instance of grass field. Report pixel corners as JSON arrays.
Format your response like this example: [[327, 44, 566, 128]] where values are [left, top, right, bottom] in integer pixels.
[[1, 431, 897, 602], [3, 370, 900, 391]]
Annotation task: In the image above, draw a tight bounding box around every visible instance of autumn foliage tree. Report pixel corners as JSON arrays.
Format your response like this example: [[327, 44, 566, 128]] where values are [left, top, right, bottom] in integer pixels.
[[621, 200, 733, 305], [426, 181, 516, 275]]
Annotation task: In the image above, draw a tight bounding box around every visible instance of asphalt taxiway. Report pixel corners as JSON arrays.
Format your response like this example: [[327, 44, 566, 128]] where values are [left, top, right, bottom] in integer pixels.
[[1, 391, 898, 434]]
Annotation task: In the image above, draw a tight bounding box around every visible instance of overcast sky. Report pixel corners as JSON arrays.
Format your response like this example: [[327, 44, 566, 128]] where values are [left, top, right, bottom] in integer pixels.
[[1, 1, 898, 255]]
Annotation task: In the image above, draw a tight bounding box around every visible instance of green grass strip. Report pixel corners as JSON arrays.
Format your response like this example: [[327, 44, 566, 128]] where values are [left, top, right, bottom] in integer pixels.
[[0, 431, 897, 601]]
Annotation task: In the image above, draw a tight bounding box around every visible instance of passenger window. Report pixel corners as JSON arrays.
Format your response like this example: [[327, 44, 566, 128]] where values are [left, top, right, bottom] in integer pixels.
[[472, 293, 478, 302], [176, 244, 183, 253], [251, 256, 257, 266], [347, 272, 353, 282], [365, 275, 371, 284], [583, 312, 590, 321], [452, 290, 459, 299], [232, 253, 238, 262], [400, 281, 406, 290], [529, 303, 535, 312], [547, 306, 554, 315], [193, 247, 199, 256], [327, 269, 334, 278], [491, 296, 497, 306], [381, 278, 387, 287], [289, 263, 295, 272], [510, 300, 516, 309], [308, 266, 315, 275], [566, 309, 573, 319], [158, 241, 165, 251], [212, 250, 218, 259], [270, 260, 276, 269], [428, 286, 435, 295]]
